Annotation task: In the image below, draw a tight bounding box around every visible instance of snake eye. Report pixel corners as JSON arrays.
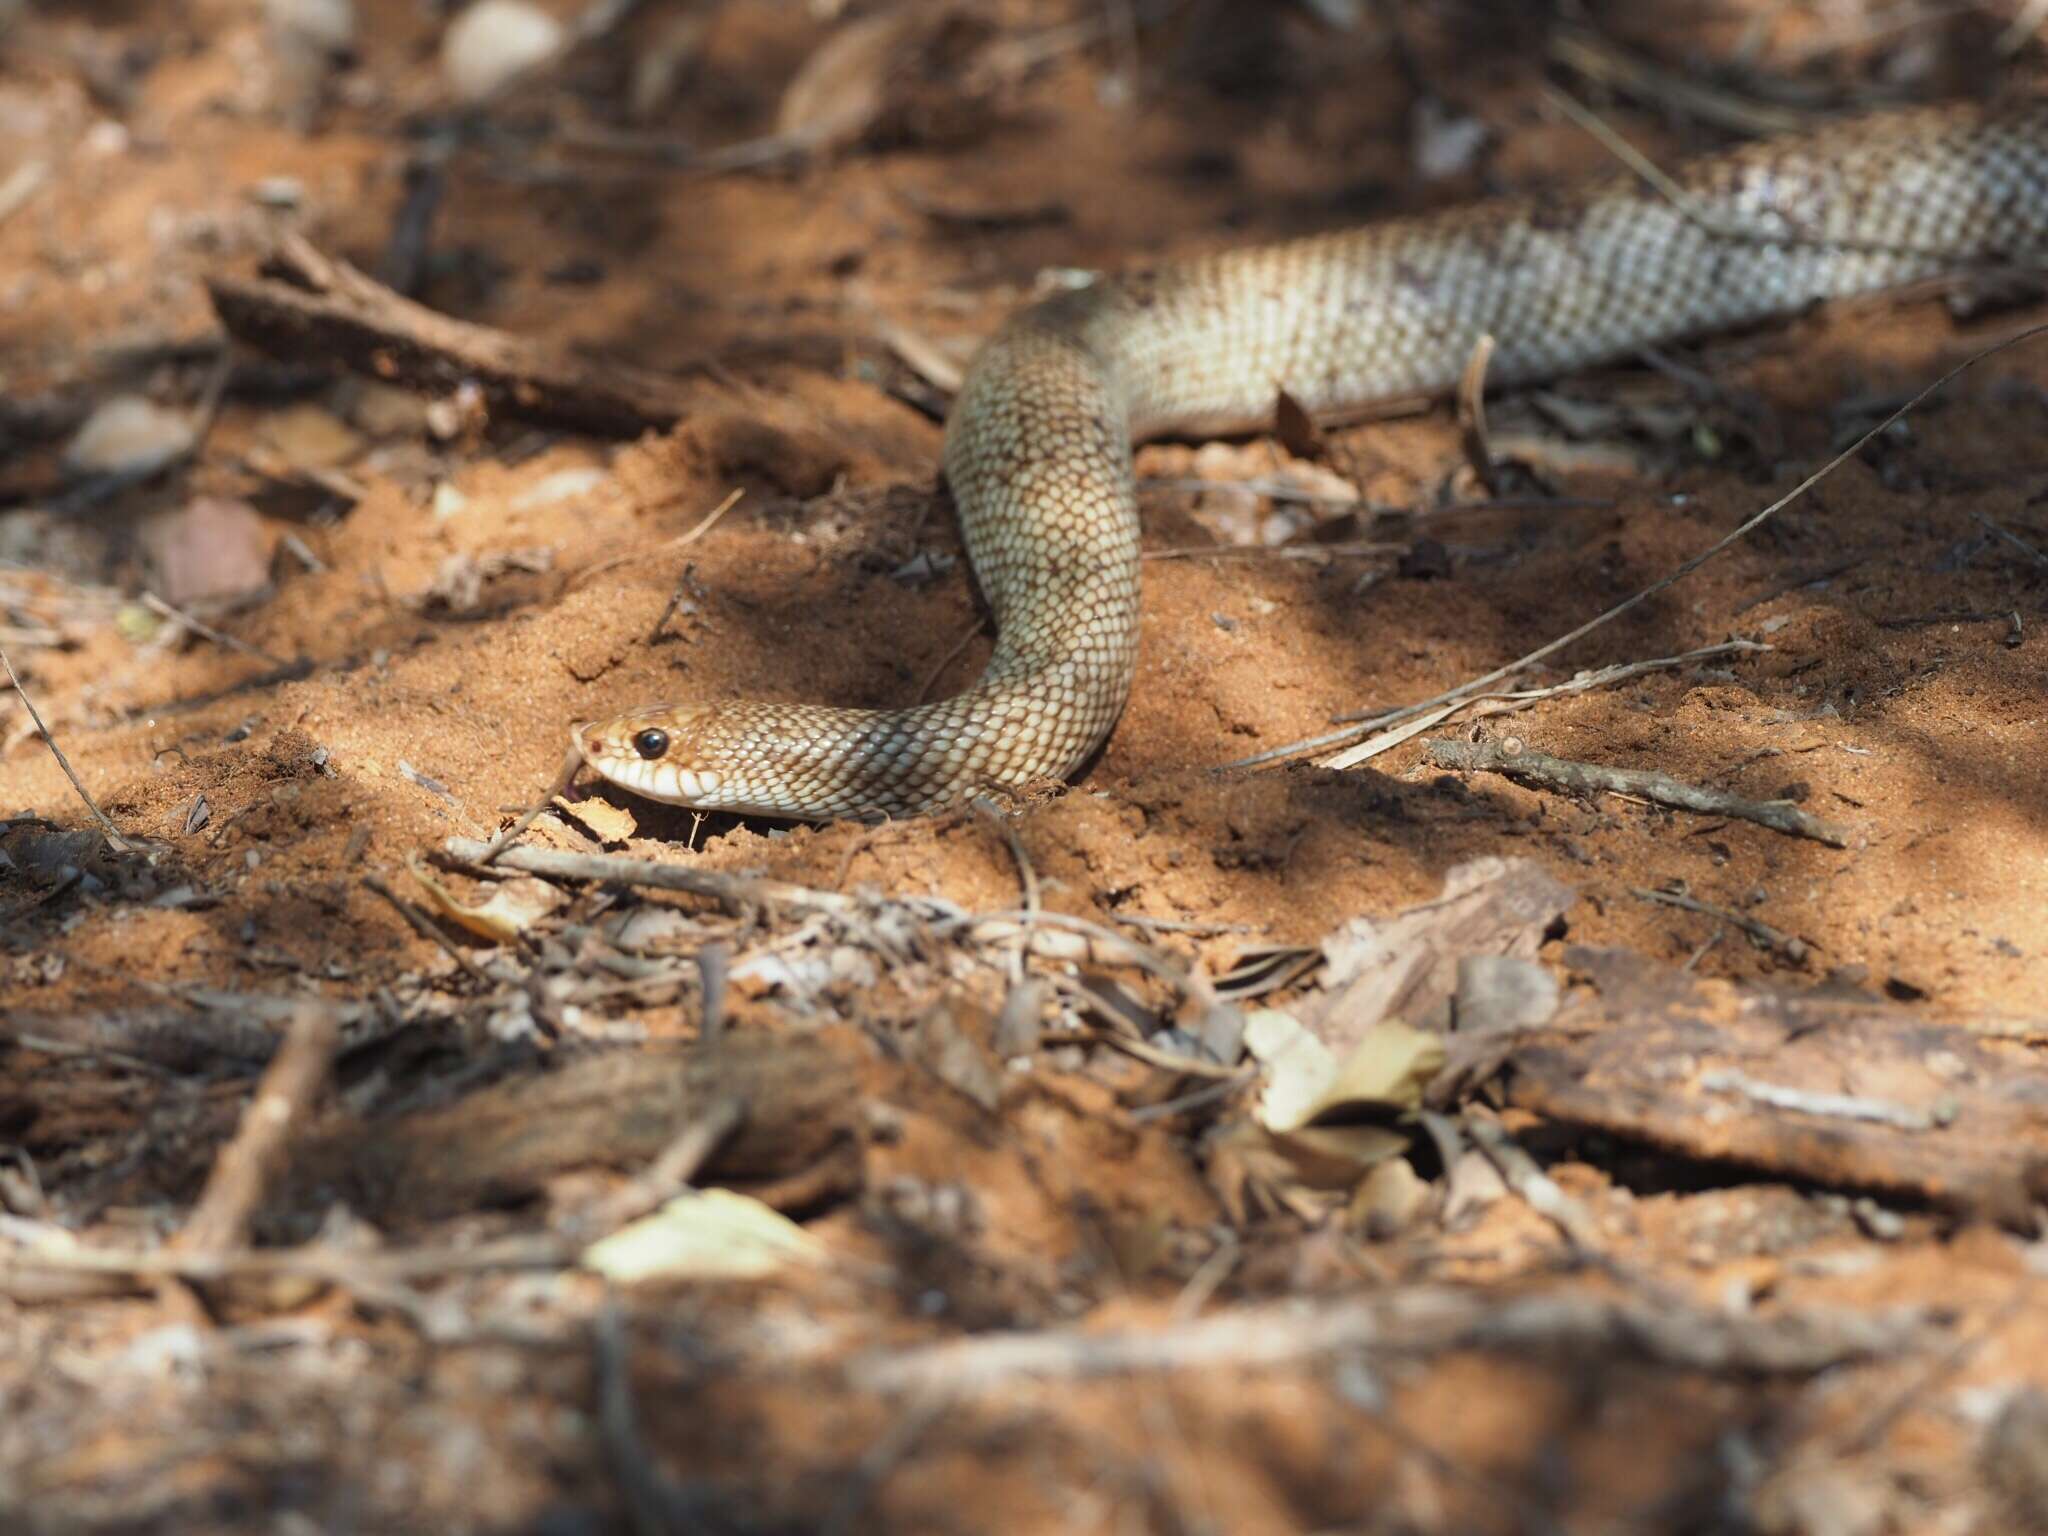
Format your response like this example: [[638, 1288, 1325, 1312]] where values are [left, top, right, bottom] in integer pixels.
[[632, 728, 670, 761]]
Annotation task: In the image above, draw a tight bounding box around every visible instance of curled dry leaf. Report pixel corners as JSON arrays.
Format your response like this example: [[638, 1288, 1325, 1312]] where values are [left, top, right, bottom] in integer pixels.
[[405, 855, 564, 942]]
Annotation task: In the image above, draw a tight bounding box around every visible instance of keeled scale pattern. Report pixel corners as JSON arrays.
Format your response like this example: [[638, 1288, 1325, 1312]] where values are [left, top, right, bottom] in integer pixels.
[[582, 100, 2048, 821]]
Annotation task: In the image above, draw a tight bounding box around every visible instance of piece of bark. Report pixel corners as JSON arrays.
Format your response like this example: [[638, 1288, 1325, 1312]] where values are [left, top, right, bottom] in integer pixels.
[[1492, 948, 2048, 1227], [206, 234, 700, 437], [279, 1031, 864, 1229]]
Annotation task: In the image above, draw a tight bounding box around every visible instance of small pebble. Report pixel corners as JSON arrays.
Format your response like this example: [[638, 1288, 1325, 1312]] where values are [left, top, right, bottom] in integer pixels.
[[247, 176, 304, 209], [442, 0, 564, 103]]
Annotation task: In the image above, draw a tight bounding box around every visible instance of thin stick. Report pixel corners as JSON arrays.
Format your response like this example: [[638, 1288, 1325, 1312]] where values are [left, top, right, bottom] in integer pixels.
[[478, 743, 584, 864], [362, 873, 492, 984], [1142, 541, 1405, 562], [849, 1286, 1916, 1396], [1, 644, 132, 851], [584, 1093, 748, 1241], [1110, 913, 1262, 936], [141, 592, 290, 668], [648, 561, 698, 643], [914, 618, 986, 702], [443, 836, 860, 915], [1970, 510, 2048, 567], [1222, 321, 2048, 772], [1428, 738, 1850, 847], [1631, 885, 1812, 964], [595, 1303, 703, 1536]]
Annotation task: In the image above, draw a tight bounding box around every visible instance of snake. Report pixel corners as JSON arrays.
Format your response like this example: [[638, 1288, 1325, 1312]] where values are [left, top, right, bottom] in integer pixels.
[[577, 99, 2048, 821]]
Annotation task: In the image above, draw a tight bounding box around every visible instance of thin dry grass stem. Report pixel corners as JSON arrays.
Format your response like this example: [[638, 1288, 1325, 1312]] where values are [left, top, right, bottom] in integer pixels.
[[1224, 321, 2048, 772], [1039, 1022, 1245, 1080], [2, 643, 133, 852], [1632, 885, 1811, 964], [1970, 509, 2048, 566], [1548, 26, 1810, 137], [1544, 81, 2002, 267], [1330, 640, 1768, 726], [578, 486, 743, 584]]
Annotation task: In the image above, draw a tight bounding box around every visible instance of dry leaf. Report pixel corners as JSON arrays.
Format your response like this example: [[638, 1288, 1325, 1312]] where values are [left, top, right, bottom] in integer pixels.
[[554, 794, 637, 846], [1242, 1007, 1336, 1134], [1243, 1009, 1430, 1189], [1310, 1019, 1445, 1119], [913, 1004, 1004, 1112], [63, 394, 195, 477], [1308, 857, 1575, 1049], [1273, 388, 1322, 458], [1267, 1122, 1412, 1186], [442, 0, 564, 103], [405, 856, 563, 942], [259, 402, 364, 470], [581, 1188, 827, 1282], [1349, 1157, 1429, 1238]]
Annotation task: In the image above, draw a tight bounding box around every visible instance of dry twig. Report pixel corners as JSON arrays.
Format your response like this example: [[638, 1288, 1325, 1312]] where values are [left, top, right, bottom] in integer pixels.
[[1632, 885, 1812, 964], [175, 1004, 342, 1255], [1428, 738, 1850, 846], [208, 235, 700, 436]]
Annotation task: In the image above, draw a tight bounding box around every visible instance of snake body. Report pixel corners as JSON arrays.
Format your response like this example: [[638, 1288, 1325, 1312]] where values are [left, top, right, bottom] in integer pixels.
[[579, 100, 2048, 820]]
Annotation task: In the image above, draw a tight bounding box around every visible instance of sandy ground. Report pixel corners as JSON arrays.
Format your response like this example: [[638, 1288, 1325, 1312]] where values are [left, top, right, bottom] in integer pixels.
[[3, 2, 2048, 1532]]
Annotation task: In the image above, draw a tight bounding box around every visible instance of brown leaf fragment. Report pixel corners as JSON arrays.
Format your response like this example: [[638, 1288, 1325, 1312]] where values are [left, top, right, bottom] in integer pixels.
[[776, 9, 923, 153], [912, 1003, 1005, 1113], [1273, 388, 1322, 459]]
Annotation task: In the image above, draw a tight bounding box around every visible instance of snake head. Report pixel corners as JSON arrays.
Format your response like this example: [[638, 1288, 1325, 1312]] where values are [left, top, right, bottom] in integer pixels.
[[574, 703, 726, 808]]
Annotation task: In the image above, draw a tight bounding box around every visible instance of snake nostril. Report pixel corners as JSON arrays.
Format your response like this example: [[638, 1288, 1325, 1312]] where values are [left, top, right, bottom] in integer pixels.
[[632, 728, 671, 761]]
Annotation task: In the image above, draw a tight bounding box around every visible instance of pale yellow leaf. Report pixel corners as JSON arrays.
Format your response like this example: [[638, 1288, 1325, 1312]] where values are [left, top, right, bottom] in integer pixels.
[[581, 1188, 828, 1282]]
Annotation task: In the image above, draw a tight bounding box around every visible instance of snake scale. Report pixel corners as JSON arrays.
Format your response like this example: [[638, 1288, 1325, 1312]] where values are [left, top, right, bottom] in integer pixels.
[[578, 99, 2048, 821]]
